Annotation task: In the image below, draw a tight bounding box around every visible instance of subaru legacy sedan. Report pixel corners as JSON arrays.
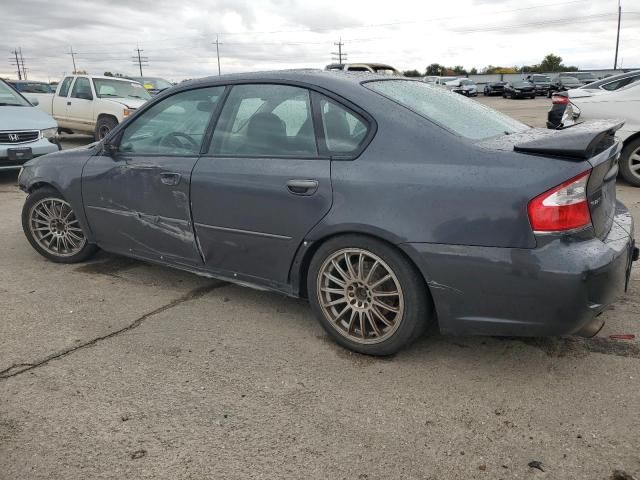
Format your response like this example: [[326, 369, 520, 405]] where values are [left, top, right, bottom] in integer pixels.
[[18, 71, 637, 355]]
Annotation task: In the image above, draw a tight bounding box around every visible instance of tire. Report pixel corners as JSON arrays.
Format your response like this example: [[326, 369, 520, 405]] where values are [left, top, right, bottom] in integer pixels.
[[530, 94, 536, 99], [22, 187, 98, 263], [94, 116, 118, 141], [307, 235, 431, 356], [620, 137, 640, 187], [502, 93, 507, 98]]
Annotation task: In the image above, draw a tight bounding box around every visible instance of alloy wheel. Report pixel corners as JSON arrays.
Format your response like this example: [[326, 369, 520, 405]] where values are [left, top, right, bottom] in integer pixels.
[[629, 146, 640, 181], [28, 197, 87, 257], [316, 248, 405, 344]]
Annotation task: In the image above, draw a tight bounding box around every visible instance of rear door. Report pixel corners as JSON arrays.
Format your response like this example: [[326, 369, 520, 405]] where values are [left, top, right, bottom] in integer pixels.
[[190, 83, 332, 287]]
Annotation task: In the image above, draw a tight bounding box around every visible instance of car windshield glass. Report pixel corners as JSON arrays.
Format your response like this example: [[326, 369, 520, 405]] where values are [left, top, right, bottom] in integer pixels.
[[373, 67, 397, 75], [459, 79, 474, 85], [366, 80, 528, 140], [562, 77, 580, 83], [577, 73, 596, 80], [532, 75, 550, 82], [92, 79, 151, 100], [512, 82, 530, 87], [0, 81, 30, 106], [135, 77, 172, 90], [17, 82, 52, 93]]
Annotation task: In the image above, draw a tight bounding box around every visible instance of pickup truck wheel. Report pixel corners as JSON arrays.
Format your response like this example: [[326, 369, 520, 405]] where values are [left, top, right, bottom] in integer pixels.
[[95, 116, 118, 141], [620, 138, 640, 187]]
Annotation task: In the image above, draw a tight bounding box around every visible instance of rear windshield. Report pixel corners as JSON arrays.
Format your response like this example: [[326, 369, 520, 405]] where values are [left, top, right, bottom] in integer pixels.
[[365, 80, 528, 140]]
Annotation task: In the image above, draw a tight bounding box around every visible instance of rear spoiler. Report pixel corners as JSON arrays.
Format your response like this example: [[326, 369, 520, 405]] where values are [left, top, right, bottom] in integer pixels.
[[514, 120, 624, 159]]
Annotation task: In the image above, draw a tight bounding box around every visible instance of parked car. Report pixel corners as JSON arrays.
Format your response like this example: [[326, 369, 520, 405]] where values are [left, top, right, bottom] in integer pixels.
[[547, 82, 640, 186], [8, 80, 54, 94], [325, 63, 401, 76], [525, 74, 552, 95], [445, 78, 477, 96], [565, 71, 599, 85], [126, 76, 173, 96], [576, 70, 640, 93], [502, 81, 536, 99], [36, 75, 151, 140], [18, 71, 637, 355], [483, 81, 507, 96], [0, 78, 59, 171], [425, 76, 458, 87], [548, 75, 584, 97]]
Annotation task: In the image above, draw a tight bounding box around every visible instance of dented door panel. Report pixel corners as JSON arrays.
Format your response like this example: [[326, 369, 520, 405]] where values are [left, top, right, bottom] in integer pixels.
[[82, 153, 202, 265]]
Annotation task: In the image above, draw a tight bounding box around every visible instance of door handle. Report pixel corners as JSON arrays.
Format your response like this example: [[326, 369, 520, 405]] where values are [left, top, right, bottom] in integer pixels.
[[287, 179, 318, 195], [160, 172, 181, 186]]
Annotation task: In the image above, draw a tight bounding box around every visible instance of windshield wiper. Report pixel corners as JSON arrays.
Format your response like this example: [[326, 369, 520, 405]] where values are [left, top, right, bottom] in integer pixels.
[[128, 95, 147, 99]]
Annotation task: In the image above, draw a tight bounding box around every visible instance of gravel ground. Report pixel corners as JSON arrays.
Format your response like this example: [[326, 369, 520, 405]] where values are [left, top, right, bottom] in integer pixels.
[[1, 96, 638, 480]]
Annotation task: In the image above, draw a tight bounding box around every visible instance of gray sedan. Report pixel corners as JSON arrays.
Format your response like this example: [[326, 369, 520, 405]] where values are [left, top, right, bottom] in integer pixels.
[[18, 71, 637, 355]]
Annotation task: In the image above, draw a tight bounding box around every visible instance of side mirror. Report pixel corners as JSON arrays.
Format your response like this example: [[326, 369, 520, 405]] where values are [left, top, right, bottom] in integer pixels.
[[28, 97, 40, 106], [103, 141, 119, 157]]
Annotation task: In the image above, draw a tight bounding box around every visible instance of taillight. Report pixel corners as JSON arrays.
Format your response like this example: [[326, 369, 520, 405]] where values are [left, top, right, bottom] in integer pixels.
[[552, 94, 569, 105], [528, 170, 592, 232]]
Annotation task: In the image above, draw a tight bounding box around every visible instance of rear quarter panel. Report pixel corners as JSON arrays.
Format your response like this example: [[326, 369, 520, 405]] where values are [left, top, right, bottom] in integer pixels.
[[307, 93, 590, 250]]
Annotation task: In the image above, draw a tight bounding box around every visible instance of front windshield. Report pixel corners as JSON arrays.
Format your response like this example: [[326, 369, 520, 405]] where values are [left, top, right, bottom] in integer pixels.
[[135, 77, 172, 90], [577, 73, 596, 80], [0, 81, 30, 106], [92, 79, 151, 100], [459, 79, 474, 86], [532, 75, 550, 82], [366, 80, 528, 140], [512, 82, 530, 88]]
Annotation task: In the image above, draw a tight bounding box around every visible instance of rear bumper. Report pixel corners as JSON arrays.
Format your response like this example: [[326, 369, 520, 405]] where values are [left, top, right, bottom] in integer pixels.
[[400, 203, 636, 337]]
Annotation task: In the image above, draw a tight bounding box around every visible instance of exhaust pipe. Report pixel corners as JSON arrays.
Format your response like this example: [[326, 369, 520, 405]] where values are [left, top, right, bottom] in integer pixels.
[[576, 316, 605, 338]]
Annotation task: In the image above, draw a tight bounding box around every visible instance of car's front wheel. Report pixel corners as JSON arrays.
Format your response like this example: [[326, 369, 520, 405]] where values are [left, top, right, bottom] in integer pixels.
[[94, 116, 118, 141], [22, 187, 98, 263], [620, 137, 640, 187], [308, 235, 431, 355]]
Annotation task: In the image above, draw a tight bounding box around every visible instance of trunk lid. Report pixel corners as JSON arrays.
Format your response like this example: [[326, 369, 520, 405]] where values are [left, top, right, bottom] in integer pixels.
[[482, 121, 624, 239]]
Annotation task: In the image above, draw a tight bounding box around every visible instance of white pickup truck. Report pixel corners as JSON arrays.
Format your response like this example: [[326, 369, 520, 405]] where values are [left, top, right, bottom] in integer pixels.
[[38, 75, 151, 140]]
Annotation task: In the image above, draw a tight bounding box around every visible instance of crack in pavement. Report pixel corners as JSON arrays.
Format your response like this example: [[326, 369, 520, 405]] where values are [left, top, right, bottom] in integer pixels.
[[0, 281, 228, 380]]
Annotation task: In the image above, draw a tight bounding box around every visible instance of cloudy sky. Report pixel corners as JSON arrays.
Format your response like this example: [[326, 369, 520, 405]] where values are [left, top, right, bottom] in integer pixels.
[[2, 0, 639, 82]]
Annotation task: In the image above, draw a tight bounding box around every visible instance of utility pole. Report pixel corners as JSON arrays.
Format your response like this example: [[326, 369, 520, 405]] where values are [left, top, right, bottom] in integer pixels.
[[19, 48, 27, 80], [331, 38, 347, 65], [67, 46, 77, 74], [132, 47, 148, 77], [614, 0, 622, 70], [213, 35, 221, 76], [10, 49, 22, 80]]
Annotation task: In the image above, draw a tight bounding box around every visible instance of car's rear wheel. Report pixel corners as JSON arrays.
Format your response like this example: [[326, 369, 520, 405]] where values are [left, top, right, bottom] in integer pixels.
[[22, 187, 98, 263], [308, 235, 431, 355], [620, 138, 640, 187]]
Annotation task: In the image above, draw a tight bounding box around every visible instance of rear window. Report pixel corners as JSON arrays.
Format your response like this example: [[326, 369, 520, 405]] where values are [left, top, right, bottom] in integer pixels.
[[365, 80, 528, 140]]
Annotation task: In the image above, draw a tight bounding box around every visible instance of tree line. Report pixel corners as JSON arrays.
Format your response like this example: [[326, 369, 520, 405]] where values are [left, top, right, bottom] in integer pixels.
[[403, 54, 578, 77]]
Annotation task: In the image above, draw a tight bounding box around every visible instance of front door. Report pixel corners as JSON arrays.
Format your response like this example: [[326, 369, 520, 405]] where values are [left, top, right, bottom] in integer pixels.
[[191, 83, 333, 287], [82, 86, 225, 266], [66, 77, 94, 133]]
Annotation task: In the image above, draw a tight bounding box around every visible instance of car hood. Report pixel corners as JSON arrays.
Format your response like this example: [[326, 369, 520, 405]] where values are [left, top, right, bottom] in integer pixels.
[[0, 105, 57, 130], [102, 98, 148, 109]]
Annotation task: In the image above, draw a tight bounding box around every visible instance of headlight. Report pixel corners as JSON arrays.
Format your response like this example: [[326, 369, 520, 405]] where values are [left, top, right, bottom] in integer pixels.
[[123, 108, 135, 117], [41, 127, 57, 141]]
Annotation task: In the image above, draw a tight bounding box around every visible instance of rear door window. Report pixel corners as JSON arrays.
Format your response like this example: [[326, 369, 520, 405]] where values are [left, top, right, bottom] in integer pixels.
[[318, 97, 369, 154], [210, 84, 317, 157]]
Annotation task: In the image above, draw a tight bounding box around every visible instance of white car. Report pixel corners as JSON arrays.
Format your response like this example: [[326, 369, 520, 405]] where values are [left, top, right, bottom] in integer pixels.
[[562, 82, 640, 186], [37, 75, 151, 140]]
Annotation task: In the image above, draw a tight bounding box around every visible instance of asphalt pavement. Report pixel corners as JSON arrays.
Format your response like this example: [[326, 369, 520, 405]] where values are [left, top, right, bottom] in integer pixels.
[[1, 96, 638, 479]]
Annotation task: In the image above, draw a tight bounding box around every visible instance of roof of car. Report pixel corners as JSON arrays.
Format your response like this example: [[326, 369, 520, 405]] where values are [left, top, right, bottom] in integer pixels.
[[181, 69, 401, 90]]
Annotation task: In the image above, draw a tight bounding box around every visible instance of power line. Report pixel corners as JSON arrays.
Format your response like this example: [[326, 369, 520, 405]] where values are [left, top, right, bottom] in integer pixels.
[[9, 48, 22, 80], [331, 38, 347, 64], [614, 0, 622, 69], [132, 47, 148, 76], [213, 35, 221, 76], [67, 46, 77, 73]]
